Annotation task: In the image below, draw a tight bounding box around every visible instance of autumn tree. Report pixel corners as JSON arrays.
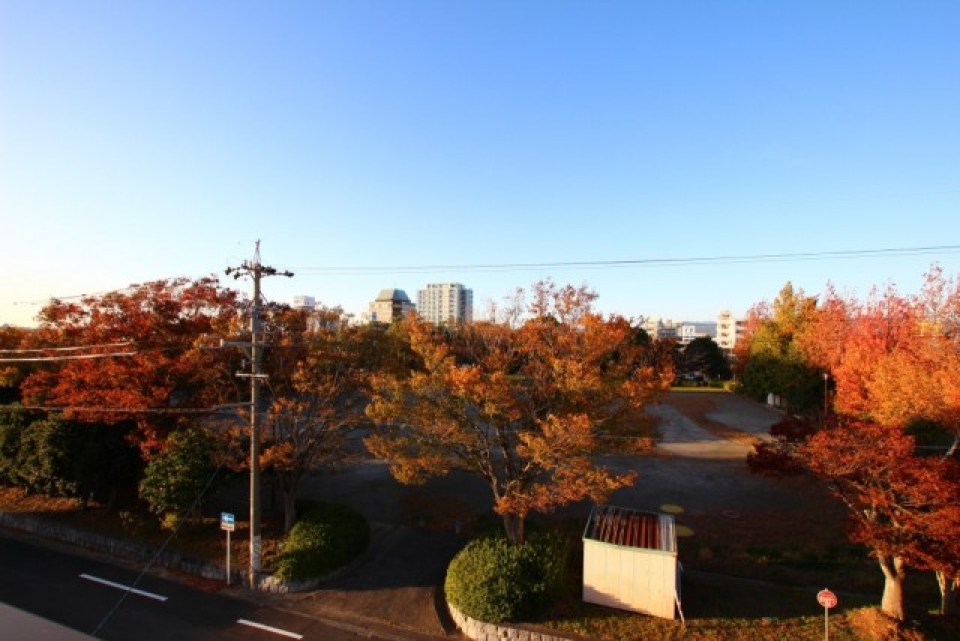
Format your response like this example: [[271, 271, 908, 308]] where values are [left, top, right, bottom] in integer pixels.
[[20, 278, 243, 455], [802, 421, 960, 620], [737, 283, 823, 414], [743, 267, 960, 620], [366, 281, 673, 545], [258, 307, 370, 532], [829, 268, 960, 457]]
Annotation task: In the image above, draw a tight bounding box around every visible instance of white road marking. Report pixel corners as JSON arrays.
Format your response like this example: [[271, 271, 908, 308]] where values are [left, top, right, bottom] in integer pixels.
[[79, 573, 168, 601], [237, 619, 304, 639]]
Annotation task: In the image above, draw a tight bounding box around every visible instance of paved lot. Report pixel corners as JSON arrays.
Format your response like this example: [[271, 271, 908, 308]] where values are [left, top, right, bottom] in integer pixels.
[[265, 392, 830, 638]]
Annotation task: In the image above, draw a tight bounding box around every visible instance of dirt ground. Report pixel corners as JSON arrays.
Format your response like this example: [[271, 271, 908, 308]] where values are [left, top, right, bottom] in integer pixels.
[[304, 390, 850, 560]]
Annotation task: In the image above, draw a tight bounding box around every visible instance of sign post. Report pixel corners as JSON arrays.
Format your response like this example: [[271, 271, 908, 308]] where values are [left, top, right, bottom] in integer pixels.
[[817, 588, 838, 640], [221, 512, 235, 585]]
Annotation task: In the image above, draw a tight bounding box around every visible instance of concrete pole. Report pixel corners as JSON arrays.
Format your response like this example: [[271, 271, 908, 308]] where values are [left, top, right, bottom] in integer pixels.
[[249, 258, 262, 587]]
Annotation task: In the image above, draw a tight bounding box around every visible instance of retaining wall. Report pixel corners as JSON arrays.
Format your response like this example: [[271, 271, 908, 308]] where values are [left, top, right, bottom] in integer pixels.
[[447, 603, 575, 641], [0, 511, 318, 592]]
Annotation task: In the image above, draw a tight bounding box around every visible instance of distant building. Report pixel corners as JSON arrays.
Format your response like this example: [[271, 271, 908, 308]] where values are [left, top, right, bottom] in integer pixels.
[[716, 310, 745, 351], [676, 322, 717, 345], [292, 295, 316, 310], [417, 283, 473, 325], [641, 316, 678, 341], [365, 288, 416, 324]]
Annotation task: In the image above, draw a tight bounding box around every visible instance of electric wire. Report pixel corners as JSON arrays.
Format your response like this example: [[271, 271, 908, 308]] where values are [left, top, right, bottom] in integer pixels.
[[0, 341, 133, 354], [90, 465, 224, 636], [0, 352, 137, 363], [289, 244, 960, 276], [11, 243, 960, 308]]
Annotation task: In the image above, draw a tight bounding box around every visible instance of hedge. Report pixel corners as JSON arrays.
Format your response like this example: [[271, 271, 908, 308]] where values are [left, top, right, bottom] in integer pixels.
[[444, 531, 569, 624], [273, 501, 369, 581]]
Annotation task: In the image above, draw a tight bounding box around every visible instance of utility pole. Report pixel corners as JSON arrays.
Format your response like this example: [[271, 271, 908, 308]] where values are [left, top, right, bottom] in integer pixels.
[[225, 241, 293, 587]]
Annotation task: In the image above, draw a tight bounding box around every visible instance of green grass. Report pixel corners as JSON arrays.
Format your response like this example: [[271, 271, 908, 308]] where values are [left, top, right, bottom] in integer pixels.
[[669, 385, 731, 393], [529, 515, 952, 641]]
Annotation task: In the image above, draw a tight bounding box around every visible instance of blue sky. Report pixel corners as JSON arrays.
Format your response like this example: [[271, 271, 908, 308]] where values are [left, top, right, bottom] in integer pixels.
[[2, 1, 958, 327]]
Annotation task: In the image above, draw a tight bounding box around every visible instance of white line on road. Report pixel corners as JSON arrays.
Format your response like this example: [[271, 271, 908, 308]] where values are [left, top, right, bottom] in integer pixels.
[[79, 573, 168, 602], [237, 619, 304, 639]]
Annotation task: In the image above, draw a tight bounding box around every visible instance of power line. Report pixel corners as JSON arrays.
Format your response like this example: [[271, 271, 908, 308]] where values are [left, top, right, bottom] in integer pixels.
[[0, 351, 137, 363], [289, 244, 960, 276], [0, 341, 133, 354], [0, 404, 231, 415]]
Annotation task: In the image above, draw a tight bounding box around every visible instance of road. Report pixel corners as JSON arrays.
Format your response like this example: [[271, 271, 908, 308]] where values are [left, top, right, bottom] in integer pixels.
[[0, 532, 400, 641]]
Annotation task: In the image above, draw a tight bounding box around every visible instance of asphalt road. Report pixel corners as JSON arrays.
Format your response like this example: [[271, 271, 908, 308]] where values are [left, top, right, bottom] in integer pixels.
[[0, 532, 401, 641]]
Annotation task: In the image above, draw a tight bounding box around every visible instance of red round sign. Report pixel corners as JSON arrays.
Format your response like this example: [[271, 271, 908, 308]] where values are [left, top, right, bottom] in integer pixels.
[[817, 589, 838, 609]]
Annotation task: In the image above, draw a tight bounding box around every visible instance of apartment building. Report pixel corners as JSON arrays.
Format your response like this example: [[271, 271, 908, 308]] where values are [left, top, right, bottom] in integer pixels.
[[417, 283, 473, 325], [676, 321, 717, 345], [716, 310, 745, 351], [641, 316, 678, 341]]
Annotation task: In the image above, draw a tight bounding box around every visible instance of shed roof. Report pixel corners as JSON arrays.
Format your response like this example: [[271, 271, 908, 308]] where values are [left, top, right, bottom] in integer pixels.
[[583, 504, 676, 554]]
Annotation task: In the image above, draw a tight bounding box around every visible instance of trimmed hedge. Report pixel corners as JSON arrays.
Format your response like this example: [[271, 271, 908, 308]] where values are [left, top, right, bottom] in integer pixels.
[[273, 501, 369, 581], [444, 531, 569, 624]]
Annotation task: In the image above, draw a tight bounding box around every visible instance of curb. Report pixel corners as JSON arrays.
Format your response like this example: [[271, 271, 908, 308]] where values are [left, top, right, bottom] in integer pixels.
[[447, 603, 577, 641]]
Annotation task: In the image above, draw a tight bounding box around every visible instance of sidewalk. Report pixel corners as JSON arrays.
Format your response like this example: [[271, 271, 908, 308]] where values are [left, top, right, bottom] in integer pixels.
[[239, 522, 467, 640]]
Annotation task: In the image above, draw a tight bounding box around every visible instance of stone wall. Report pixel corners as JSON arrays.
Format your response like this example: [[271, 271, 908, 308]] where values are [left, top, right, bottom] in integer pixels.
[[0, 511, 318, 593], [447, 603, 576, 641]]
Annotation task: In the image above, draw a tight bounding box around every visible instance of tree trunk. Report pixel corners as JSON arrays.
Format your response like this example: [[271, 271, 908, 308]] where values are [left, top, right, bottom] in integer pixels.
[[942, 433, 959, 458], [502, 513, 526, 546], [878, 554, 907, 621], [282, 488, 297, 534], [936, 571, 959, 617]]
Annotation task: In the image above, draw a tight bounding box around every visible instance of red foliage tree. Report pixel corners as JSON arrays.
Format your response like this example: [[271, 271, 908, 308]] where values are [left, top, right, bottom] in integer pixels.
[[802, 421, 959, 620], [20, 278, 242, 456]]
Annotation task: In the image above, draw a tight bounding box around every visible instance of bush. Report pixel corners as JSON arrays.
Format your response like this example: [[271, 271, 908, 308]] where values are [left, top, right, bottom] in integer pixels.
[[746, 416, 815, 475], [445, 531, 569, 624], [746, 442, 806, 475], [273, 501, 369, 581], [139, 426, 217, 522]]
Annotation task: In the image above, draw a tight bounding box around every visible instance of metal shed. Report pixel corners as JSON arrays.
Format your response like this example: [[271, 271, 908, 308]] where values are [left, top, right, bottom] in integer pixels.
[[582, 504, 681, 620]]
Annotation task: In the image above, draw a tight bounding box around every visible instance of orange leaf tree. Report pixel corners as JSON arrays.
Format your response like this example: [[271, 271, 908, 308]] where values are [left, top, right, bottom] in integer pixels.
[[802, 421, 959, 620], [366, 282, 673, 545], [795, 267, 960, 618], [259, 307, 371, 533], [20, 277, 242, 456], [830, 269, 960, 456]]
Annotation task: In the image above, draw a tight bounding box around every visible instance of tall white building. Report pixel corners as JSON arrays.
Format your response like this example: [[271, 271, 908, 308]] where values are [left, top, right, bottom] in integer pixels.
[[417, 283, 473, 325], [716, 310, 745, 351]]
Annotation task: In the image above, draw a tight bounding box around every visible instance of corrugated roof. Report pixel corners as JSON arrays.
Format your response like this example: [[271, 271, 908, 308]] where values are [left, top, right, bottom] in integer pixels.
[[583, 504, 676, 553]]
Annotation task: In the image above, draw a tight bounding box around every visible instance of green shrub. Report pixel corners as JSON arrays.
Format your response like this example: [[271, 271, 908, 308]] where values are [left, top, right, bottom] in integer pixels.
[[445, 531, 569, 624], [273, 502, 369, 581]]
